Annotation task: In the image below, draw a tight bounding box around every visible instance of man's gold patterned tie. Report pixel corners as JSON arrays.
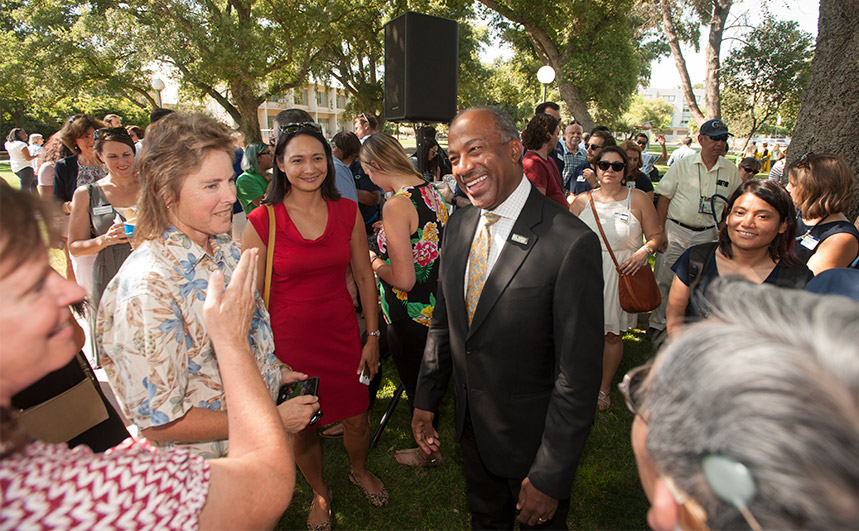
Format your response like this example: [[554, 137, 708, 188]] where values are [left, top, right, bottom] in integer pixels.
[[466, 212, 501, 324]]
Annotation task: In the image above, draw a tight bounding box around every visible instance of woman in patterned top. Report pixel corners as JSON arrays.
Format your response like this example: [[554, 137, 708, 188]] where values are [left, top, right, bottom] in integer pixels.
[[97, 113, 318, 459], [361, 133, 448, 467], [0, 184, 296, 529]]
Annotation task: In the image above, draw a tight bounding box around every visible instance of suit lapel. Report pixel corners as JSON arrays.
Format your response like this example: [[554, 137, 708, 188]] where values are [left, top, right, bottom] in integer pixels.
[[446, 206, 480, 329], [467, 189, 543, 338]]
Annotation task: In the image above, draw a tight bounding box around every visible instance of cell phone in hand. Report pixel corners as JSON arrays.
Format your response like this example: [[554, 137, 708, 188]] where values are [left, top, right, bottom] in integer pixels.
[[277, 376, 319, 405], [358, 363, 371, 386]]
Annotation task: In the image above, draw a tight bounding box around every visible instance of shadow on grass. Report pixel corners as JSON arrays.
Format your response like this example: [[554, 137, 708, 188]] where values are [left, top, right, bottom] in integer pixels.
[[277, 329, 655, 530]]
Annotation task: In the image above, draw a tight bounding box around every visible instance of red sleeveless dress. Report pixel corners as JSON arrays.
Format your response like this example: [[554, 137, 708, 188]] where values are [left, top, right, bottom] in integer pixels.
[[248, 199, 367, 423]]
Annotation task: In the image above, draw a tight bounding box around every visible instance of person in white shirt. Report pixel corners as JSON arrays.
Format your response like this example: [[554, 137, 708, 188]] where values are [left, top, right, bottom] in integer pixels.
[[666, 136, 696, 166], [5, 128, 38, 191]]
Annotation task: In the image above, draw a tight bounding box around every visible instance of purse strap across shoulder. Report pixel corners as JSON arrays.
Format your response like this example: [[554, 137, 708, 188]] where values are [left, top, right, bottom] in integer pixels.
[[263, 205, 275, 309], [587, 191, 621, 271]]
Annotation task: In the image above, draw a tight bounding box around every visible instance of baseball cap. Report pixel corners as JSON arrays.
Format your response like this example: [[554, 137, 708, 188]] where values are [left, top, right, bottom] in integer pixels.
[[700, 119, 732, 137]]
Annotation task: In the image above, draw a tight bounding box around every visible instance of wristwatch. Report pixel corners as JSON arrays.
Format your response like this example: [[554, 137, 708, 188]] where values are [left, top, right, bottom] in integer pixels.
[[367, 330, 381, 337]]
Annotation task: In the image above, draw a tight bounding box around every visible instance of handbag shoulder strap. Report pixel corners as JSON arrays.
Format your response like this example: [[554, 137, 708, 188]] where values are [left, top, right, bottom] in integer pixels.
[[263, 205, 276, 309], [587, 191, 621, 270]]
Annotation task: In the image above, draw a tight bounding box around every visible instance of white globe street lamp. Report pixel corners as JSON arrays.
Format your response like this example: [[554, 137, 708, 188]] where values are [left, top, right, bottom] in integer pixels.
[[537, 66, 555, 103], [151, 77, 166, 107]]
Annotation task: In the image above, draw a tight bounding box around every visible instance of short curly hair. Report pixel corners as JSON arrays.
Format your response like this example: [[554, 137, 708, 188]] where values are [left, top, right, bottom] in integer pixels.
[[521, 113, 559, 151]]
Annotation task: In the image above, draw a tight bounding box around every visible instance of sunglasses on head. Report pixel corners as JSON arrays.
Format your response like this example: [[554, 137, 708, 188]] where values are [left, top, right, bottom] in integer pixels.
[[94, 127, 132, 140], [597, 160, 626, 172], [708, 134, 729, 142], [278, 122, 323, 137], [586, 143, 602, 151], [618, 363, 651, 417]]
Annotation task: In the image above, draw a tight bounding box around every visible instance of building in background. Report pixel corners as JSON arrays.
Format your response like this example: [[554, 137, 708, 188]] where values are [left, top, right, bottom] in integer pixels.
[[638, 86, 705, 137], [259, 84, 351, 140]]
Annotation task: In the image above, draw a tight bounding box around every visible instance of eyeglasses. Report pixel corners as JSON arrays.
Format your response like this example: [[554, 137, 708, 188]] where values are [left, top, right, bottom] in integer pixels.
[[67, 114, 83, 124], [635, 140, 647, 147], [797, 151, 814, 167], [94, 127, 132, 140], [586, 143, 603, 151], [618, 363, 651, 417], [597, 161, 626, 172], [258, 150, 272, 157], [707, 134, 729, 142], [278, 122, 323, 136], [740, 166, 757, 173]]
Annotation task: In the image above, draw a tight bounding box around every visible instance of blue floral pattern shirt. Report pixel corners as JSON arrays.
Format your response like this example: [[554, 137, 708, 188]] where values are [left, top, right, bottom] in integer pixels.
[[97, 226, 280, 458]]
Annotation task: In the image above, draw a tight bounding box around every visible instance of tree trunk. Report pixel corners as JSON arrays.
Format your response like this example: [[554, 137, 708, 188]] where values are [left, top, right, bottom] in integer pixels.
[[557, 80, 595, 131], [659, 0, 705, 125], [659, 0, 732, 126], [704, 0, 732, 120], [788, 0, 859, 218], [232, 86, 264, 144]]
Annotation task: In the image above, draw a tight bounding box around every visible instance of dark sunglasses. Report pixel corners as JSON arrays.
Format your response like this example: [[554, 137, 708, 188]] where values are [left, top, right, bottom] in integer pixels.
[[586, 143, 603, 151], [278, 122, 323, 136], [740, 166, 757, 173], [618, 363, 651, 417], [635, 140, 647, 146], [597, 161, 626, 172], [797, 151, 814, 167], [94, 127, 132, 140], [708, 134, 729, 142]]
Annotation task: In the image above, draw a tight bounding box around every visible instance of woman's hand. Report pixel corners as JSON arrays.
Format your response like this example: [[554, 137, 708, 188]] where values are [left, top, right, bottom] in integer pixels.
[[203, 248, 259, 352], [98, 220, 129, 248], [358, 337, 380, 380], [276, 395, 319, 433], [619, 248, 650, 276], [281, 368, 308, 385]]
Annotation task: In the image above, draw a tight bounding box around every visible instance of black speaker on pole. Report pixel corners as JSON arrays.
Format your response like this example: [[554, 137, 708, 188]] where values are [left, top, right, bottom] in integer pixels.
[[384, 11, 459, 123]]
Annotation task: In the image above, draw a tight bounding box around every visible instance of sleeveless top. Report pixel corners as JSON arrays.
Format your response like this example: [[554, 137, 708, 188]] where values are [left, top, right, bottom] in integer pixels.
[[376, 182, 448, 326], [88, 183, 133, 311], [794, 218, 859, 265]]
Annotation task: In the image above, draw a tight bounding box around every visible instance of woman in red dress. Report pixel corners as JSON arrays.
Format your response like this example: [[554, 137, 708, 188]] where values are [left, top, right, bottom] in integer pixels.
[[243, 122, 386, 530]]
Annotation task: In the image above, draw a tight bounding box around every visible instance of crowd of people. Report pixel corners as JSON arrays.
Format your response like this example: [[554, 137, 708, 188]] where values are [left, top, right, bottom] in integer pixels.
[[2, 102, 858, 530]]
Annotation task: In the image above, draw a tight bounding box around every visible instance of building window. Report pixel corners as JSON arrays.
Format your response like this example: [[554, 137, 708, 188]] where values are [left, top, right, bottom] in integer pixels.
[[294, 88, 304, 105], [337, 93, 347, 108], [318, 118, 330, 136], [316, 90, 327, 107]]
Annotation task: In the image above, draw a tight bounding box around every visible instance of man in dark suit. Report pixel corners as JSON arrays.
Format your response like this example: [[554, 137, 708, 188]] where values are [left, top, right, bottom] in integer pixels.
[[412, 106, 604, 529]]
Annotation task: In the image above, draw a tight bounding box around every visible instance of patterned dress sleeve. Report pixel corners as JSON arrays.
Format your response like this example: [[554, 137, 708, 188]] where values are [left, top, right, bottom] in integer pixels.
[[0, 439, 210, 529]]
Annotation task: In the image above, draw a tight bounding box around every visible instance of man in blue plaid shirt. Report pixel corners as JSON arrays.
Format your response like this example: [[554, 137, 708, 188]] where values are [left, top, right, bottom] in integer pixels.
[[562, 122, 586, 190]]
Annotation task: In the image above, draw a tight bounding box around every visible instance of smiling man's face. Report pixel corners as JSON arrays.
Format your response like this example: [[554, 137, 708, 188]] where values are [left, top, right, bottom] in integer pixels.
[[447, 109, 523, 211]]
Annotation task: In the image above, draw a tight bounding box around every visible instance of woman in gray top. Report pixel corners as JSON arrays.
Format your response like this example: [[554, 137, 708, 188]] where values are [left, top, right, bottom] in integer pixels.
[[68, 127, 138, 329]]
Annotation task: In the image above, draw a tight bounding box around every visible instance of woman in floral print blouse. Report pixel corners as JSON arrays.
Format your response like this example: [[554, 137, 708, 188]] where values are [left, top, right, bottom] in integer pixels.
[[97, 113, 318, 459], [361, 133, 448, 467]]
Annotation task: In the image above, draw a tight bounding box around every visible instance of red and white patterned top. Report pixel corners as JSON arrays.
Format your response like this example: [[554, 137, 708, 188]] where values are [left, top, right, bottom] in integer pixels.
[[0, 438, 210, 530]]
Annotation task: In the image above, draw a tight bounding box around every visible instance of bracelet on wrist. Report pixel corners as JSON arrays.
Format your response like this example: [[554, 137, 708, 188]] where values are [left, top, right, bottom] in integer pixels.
[[367, 330, 381, 337]]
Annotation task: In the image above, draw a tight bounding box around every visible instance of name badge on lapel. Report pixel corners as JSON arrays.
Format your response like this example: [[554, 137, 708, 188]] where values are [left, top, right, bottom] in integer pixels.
[[511, 234, 529, 245]]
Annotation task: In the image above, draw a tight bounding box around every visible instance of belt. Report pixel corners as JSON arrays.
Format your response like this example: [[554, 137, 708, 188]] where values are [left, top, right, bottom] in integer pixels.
[[668, 218, 715, 232]]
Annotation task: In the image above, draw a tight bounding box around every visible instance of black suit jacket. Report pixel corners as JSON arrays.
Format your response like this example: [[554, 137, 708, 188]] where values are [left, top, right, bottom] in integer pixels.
[[415, 184, 604, 499]]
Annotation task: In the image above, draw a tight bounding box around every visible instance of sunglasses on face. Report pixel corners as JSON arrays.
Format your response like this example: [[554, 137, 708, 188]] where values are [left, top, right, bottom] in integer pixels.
[[618, 363, 651, 417], [636, 140, 647, 146], [708, 134, 729, 142], [586, 143, 603, 151], [94, 127, 132, 140], [597, 160, 626, 172], [740, 166, 756, 173]]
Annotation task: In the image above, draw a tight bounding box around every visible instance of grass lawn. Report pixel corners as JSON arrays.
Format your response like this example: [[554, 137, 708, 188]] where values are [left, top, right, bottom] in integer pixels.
[[1, 161, 21, 188], [275, 331, 653, 530]]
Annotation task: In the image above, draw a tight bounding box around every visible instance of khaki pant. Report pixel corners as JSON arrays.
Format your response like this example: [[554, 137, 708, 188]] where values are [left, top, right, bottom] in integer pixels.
[[649, 220, 717, 331]]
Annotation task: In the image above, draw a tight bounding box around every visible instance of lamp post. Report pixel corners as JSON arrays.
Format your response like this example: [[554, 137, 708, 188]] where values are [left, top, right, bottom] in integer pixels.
[[537, 66, 555, 103], [151, 77, 165, 108]]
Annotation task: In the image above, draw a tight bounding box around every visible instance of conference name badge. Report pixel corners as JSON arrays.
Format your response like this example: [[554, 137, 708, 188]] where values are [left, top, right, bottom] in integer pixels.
[[511, 234, 529, 245]]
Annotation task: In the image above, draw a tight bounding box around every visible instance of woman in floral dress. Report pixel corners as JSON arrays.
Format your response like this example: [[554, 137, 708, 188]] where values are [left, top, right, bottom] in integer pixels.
[[361, 133, 448, 467]]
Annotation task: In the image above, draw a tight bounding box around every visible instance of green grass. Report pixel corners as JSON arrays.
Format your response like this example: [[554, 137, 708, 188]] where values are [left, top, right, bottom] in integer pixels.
[[276, 330, 654, 530], [1, 161, 21, 188]]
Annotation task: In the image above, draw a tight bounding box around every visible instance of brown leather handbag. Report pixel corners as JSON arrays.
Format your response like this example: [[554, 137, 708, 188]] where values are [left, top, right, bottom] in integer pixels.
[[588, 192, 661, 313]]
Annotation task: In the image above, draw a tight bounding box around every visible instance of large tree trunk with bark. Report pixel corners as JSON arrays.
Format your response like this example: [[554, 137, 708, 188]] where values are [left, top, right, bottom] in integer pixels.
[[788, 0, 859, 218], [659, 0, 732, 126]]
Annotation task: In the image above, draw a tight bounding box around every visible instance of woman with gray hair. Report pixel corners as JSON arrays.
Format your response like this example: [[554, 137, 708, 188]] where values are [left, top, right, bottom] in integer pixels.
[[625, 280, 859, 530]]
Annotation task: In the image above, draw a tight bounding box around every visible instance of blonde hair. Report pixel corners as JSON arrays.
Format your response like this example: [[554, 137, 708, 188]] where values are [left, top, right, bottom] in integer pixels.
[[359, 133, 422, 179], [135, 113, 236, 241]]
